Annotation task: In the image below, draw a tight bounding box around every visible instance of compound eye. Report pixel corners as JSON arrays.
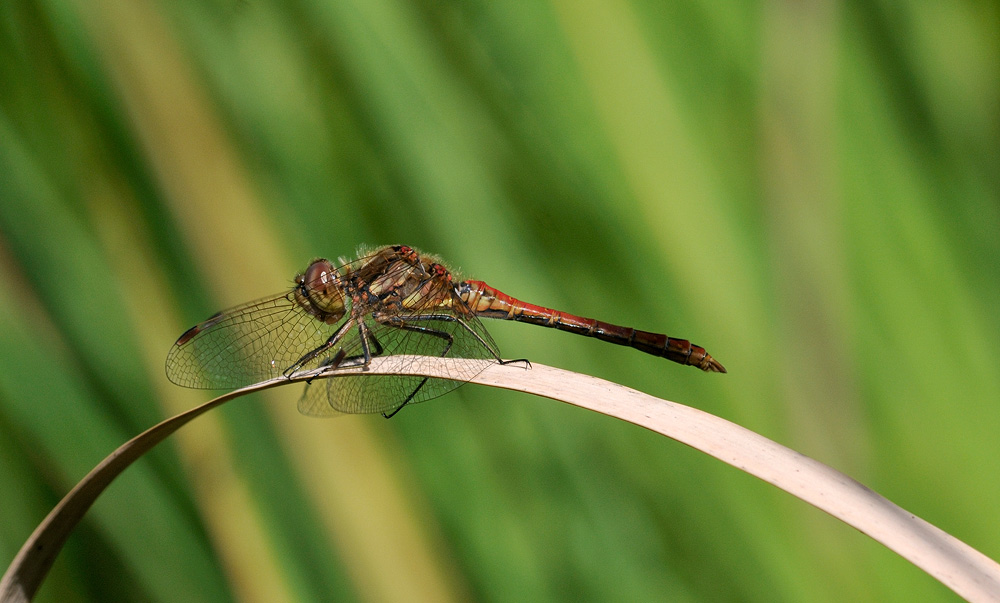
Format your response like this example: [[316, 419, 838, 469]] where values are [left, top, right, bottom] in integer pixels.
[[295, 259, 345, 322], [303, 259, 336, 294]]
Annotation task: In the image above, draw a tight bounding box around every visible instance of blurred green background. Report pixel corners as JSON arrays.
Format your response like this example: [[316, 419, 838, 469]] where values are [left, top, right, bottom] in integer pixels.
[[2, 0, 998, 601]]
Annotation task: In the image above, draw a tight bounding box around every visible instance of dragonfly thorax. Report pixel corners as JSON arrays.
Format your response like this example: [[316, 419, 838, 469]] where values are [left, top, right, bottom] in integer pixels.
[[294, 259, 346, 324]]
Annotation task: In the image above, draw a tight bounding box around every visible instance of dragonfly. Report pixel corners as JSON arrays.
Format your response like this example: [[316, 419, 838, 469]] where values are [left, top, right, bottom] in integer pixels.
[[166, 245, 725, 418]]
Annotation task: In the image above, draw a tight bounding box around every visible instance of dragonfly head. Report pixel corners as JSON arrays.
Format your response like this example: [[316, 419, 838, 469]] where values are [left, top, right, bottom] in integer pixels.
[[295, 259, 346, 324]]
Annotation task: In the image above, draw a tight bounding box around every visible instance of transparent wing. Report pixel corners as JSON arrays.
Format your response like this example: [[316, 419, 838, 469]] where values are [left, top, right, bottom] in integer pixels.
[[165, 292, 347, 389], [298, 300, 500, 417], [164, 249, 400, 389]]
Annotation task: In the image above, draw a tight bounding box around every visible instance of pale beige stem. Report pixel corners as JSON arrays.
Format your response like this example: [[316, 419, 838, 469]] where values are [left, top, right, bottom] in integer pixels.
[[3, 358, 998, 602]]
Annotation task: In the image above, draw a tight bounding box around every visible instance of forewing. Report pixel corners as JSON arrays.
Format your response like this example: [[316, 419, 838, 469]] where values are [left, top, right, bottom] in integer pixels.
[[165, 292, 343, 389]]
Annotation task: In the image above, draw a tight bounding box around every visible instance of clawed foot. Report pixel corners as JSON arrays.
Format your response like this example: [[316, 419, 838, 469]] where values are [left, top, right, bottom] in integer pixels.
[[500, 358, 531, 370]]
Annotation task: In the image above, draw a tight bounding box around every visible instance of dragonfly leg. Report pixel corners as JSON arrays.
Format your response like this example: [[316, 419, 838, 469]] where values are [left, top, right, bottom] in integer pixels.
[[354, 324, 384, 365], [306, 348, 348, 384], [317, 323, 386, 374], [405, 314, 528, 371], [374, 317, 457, 419], [382, 397, 411, 419], [283, 319, 355, 379], [368, 328, 385, 356], [394, 313, 504, 362], [500, 358, 532, 369]]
